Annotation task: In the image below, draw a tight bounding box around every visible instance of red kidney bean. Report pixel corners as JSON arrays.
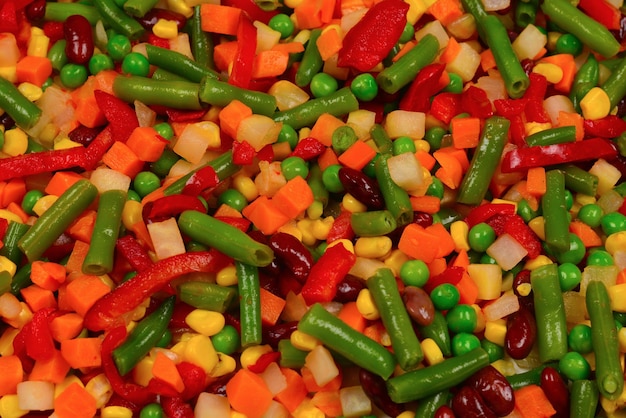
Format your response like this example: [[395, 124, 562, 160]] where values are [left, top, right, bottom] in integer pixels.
[[467, 365, 515, 416], [403, 285, 435, 326], [205, 373, 234, 396], [414, 211, 434, 227], [137, 8, 187, 31], [64, 14, 94, 64], [452, 386, 497, 418], [26, 0, 47, 22], [505, 307, 536, 359], [268, 232, 312, 283], [540, 366, 569, 418], [434, 405, 456, 418], [338, 166, 385, 210], [263, 320, 298, 348], [512, 269, 534, 312], [69, 125, 102, 146], [0, 112, 16, 131], [334, 274, 366, 303], [359, 368, 405, 417]]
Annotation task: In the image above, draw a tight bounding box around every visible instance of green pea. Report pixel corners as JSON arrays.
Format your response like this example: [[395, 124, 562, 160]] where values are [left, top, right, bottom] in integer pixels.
[[88, 53, 114, 75], [568, 323, 593, 354], [127, 190, 142, 202], [392, 136, 416, 155], [140, 403, 164, 418], [268, 14, 294, 39], [321, 164, 344, 193], [451, 332, 481, 357], [122, 52, 150, 77], [60, 63, 88, 89], [426, 177, 444, 199], [424, 127, 446, 151], [277, 124, 298, 150], [133, 171, 161, 198], [468, 223, 496, 252], [310, 72, 338, 98], [107, 34, 132, 61], [446, 304, 477, 334], [218, 188, 247, 211], [586, 249, 614, 266], [399, 259, 429, 287], [350, 73, 378, 102], [154, 122, 174, 140], [577, 203, 603, 227], [281, 156, 309, 180], [481, 339, 504, 362], [444, 72, 464, 94], [555, 33, 583, 56], [480, 253, 498, 265], [430, 283, 460, 311], [211, 324, 240, 355], [150, 149, 180, 178], [601, 212, 626, 235], [517, 199, 539, 223], [21, 190, 44, 216], [558, 351, 591, 380], [155, 329, 172, 348], [554, 233, 585, 264], [557, 262, 581, 291]]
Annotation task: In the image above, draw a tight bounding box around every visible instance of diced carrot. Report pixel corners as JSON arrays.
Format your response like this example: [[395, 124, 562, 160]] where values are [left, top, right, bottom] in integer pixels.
[[392, 41, 416, 62], [310, 113, 346, 147], [526, 167, 546, 196], [415, 150, 436, 171], [337, 140, 377, 171], [28, 349, 71, 384], [225, 368, 273, 418], [72, 77, 106, 128], [60, 337, 102, 369], [319, 0, 335, 23], [15, 55, 52, 86], [514, 384, 556, 418], [57, 283, 72, 312], [67, 210, 96, 243], [152, 351, 185, 393], [170, 122, 189, 138], [398, 223, 439, 263], [428, 0, 464, 26], [259, 287, 286, 326], [438, 36, 461, 64], [538, 54, 576, 93], [272, 176, 315, 219], [126, 126, 168, 162], [427, 223, 456, 258], [252, 50, 289, 79], [54, 382, 97, 418], [557, 111, 584, 141], [409, 195, 441, 214], [337, 301, 366, 332], [242, 195, 290, 235], [312, 389, 343, 417], [457, 270, 479, 304], [532, 47, 547, 60], [30, 261, 67, 291], [270, 41, 305, 54], [316, 27, 343, 61], [44, 171, 84, 197], [130, 219, 155, 252], [20, 284, 57, 312], [64, 275, 111, 317], [617, 268, 626, 285], [451, 117, 481, 149], [219, 100, 253, 139], [480, 49, 496, 72], [200, 4, 242, 35], [428, 257, 448, 277], [294, 1, 323, 29], [433, 147, 466, 189], [50, 313, 84, 342], [213, 40, 239, 72], [214, 203, 243, 218], [570, 220, 603, 248], [1, 178, 26, 208], [102, 141, 145, 178], [363, 321, 384, 345], [436, 145, 470, 170], [0, 355, 24, 395], [318, 147, 339, 171], [7, 202, 29, 223], [65, 240, 90, 274], [276, 368, 308, 413]]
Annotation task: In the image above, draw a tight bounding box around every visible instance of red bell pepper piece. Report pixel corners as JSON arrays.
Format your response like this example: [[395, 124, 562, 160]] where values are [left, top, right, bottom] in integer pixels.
[[165, 108, 208, 123], [222, 0, 278, 24], [83, 125, 116, 169], [229, 15, 256, 89], [0, 147, 88, 181], [399, 63, 446, 112], [462, 86, 494, 119], [214, 216, 251, 232], [486, 214, 542, 259], [177, 362, 208, 400], [301, 242, 356, 305], [256, 143, 274, 162], [0, 218, 8, 242], [494, 98, 528, 118], [248, 351, 281, 373], [501, 137, 618, 172], [338, 0, 409, 71], [146, 378, 180, 398], [143, 195, 206, 222], [464, 203, 516, 228], [84, 250, 230, 331], [430, 92, 462, 124], [523, 73, 550, 123], [0, 1, 18, 33], [291, 136, 326, 160], [43, 21, 64, 45], [508, 114, 527, 147], [578, 0, 621, 30], [147, 33, 170, 49], [115, 235, 153, 273], [326, 209, 354, 243], [162, 396, 195, 418], [583, 116, 626, 138], [182, 166, 219, 195], [23, 308, 58, 362], [232, 140, 256, 165], [94, 90, 140, 143], [423, 266, 464, 294]]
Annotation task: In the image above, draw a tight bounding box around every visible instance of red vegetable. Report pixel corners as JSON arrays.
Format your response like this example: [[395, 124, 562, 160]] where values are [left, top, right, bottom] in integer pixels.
[[399, 63, 446, 113], [94, 90, 139, 143], [143, 195, 207, 222], [578, 0, 621, 30], [115, 235, 153, 273], [182, 166, 220, 195], [290, 136, 326, 160], [464, 203, 516, 228], [583, 115, 626, 138], [229, 14, 256, 89], [300, 242, 356, 304]]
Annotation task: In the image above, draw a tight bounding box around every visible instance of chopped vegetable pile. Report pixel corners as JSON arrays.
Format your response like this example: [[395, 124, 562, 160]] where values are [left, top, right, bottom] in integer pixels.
[[1, 0, 626, 417]]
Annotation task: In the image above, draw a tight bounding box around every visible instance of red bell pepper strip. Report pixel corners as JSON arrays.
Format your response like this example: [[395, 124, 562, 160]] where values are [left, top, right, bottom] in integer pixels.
[[83, 125, 116, 169], [337, 0, 409, 72], [523, 73, 550, 123], [423, 266, 465, 294], [94, 90, 139, 143], [214, 216, 251, 232], [256, 143, 274, 162], [177, 362, 208, 400], [143, 195, 207, 222], [583, 116, 626, 138], [147, 33, 170, 49], [115, 235, 153, 273], [229, 14, 256, 89], [326, 209, 355, 243], [464, 202, 516, 228], [146, 378, 180, 397], [291, 136, 326, 160], [578, 0, 621, 30], [399, 63, 446, 112], [43, 21, 64, 45], [23, 308, 58, 362], [222, 0, 278, 24], [182, 166, 219, 195], [301, 242, 356, 305], [487, 214, 542, 259], [430, 92, 462, 124], [0, 1, 18, 33], [162, 396, 195, 418], [494, 98, 528, 118], [84, 250, 230, 331], [500, 137, 618, 172], [165, 108, 208, 122], [248, 351, 281, 373], [508, 114, 527, 147], [461, 86, 494, 119], [232, 140, 256, 165]]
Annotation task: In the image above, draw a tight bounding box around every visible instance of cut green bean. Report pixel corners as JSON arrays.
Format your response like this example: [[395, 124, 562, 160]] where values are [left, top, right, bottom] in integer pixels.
[[506, 364, 551, 390], [145, 44, 219, 83], [278, 339, 308, 368], [370, 124, 393, 155], [570, 380, 599, 418], [295, 29, 323, 87], [414, 391, 450, 417], [417, 310, 452, 357], [307, 164, 329, 208], [123, 0, 159, 17], [0, 222, 30, 266], [44, 2, 101, 25], [82, 190, 126, 276], [164, 150, 240, 195], [200, 77, 276, 116], [10, 263, 32, 296], [18, 179, 98, 263], [114, 76, 202, 110], [560, 164, 598, 196], [375, 153, 413, 227], [525, 126, 576, 147], [542, 169, 570, 252], [601, 56, 626, 111], [178, 210, 274, 267], [236, 261, 262, 347], [570, 54, 599, 111], [0, 271, 11, 295], [350, 210, 397, 237], [515, 0, 538, 27], [151, 68, 188, 82], [531, 264, 568, 363], [189, 5, 215, 70], [0, 77, 42, 130], [177, 281, 237, 313], [93, 0, 145, 40]]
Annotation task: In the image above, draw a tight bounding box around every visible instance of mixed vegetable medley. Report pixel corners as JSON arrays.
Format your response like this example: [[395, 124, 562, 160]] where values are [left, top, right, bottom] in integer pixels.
[[1, 0, 626, 416]]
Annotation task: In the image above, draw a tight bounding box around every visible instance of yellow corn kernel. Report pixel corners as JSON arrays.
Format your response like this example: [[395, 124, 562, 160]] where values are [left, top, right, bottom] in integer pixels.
[[618, 327, 626, 353], [491, 198, 517, 211], [122, 200, 143, 230], [524, 255, 553, 271], [311, 217, 333, 241], [216, 264, 238, 287], [581, 87, 611, 120], [472, 303, 486, 333], [575, 193, 596, 207], [528, 216, 545, 240], [414, 139, 430, 153], [326, 238, 354, 253], [101, 406, 134, 418], [356, 289, 380, 321], [184, 334, 219, 374], [306, 200, 324, 220], [185, 309, 225, 336], [491, 358, 516, 377], [0, 256, 17, 278], [296, 219, 317, 246], [516, 282, 532, 297], [422, 337, 444, 366], [293, 398, 325, 418], [231, 412, 247, 418], [240, 344, 273, 369], [397, 411, 416, 418], [354, 236, 392, 259], [153, 19, 179, 39], [210, 353, 236, 377], [284, 0, 304, 8], [38, 123, 60, 148], [532, 62, 563, 84], [383, 249, 409, 275], [233, 175, 259, 201], [450, 220, 470, 252], [27, 33, 50, 57], [0, 66, 17, 83], [170, 340, 188, 358], [0, 394, 27, 418], [53, 137, 83, 150], [85, 373, 112, 409], [0, 209, 23, 224], [166, 0, 193, 17], [484, 319, 507, 346], [290, 330, 319, 351], [524, 122, 551, 137], [0, 328, 19, 356], [17, 82, 43, 102], [609, 284, 626, 312], [405, 0, 428, 24], [3, 128, 28, 157], [132, 356, 155, 387], [342, 193, 367, 213], [606, 231, 626, 255]]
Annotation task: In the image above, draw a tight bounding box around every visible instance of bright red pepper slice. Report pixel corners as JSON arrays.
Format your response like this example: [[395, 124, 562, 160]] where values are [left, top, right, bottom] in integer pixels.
[[222, 0, 278, 24], [229, 14, 256, 89], [94, 90, 139, 143], [523, 74, 550, 123], [248, 351, 281, 373], [291, 136, 326, 160], [182, 166, 220, 195], [214, 216, 251, 232], [115, 235, 153, 273], [399, 63, 446, 113], [232, 140, 256, 165], [43, 21, 64, 45], [462, 86, 494, 119], [494, 98, 528, 118], [430, 92, 462, 124], [147, 33, 170, 49], [162, 396, 195, 418], [177, 362, 208, 400], [165, 108, 208, 123], [578, 0, 621, 30], [256, 143, 274, 162], [143, 195, 207, 222], [326, 209, 355, 243], [423, 266, 465, 294], [0, 1, 18, 33], [465, 203, 516, 228], [583, 116, 626, 138], [23, 308, 57, 362], [487, 213, 542, 259], [301, 242, 356, 305]]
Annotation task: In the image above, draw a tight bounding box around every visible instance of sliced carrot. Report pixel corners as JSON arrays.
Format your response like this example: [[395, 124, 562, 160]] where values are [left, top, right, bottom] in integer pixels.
[[44, 171, 84, 197], [427, 223, 456, 259], [398, 223, 439, 263], [102, 141, 145, 178], [259, 287, 286, 326], [272, 175, 315, 219], [213, 40, 239, 73], [30, 261, 67, 291], [439, 36, 461, 64], [427, 257, 448, 277], [219, 100, 253, 139], [363, 321, 384, 345], [20, 284, 57, 312], [526, 167, 546, 196], [28, 349, 71, 384], [60, 337, 102, 369], [428, 0, 464, 26], [312, 389, 343, 417], [409, 195, 441, 214], [539, 54, 576, 93], [214, 203, 243, 218], [200, 4, 242, 35], [316, 27, 343, 61], [337, 301, 366, 332], [480, 49, 496, 72], [54, 382, 97, 418], [7, 202, 29, 223], [72, 76, 106, 128], [569, 220, 603, 248], [242, 195, 290, 235], [514, 384, 556, 418], [337, 140, 377, 171], [270, 41, 305, 54], [65, 240, 90, 274], [433, 147, 465, 189], [310, 113, 346, 147], [152, 351, 185, 393], [557, 111, 584, 141], [451, 117, 481, 149], [64, 275, 111, 317], [276, 368, 308, 413], [294, 1, 323, 29], [452, 249, 470, 271], [225, 368, 273, 418], [50, 312, 84, 342], [415, 150, 436, 171], [457, 270, 479, 305], [436, 145, 470, 170], [67, 210, 96, 243], [252, 50, 289, 79], [617, 268, 626, 285], [317, 147, 339, 171], [0, 355, 24, 395], [392, 41, 416, 62], [1, 178, 26, 208], [301, 365, 342, 393], [126, 126, 168, 162], [15, 55, 52, 86]]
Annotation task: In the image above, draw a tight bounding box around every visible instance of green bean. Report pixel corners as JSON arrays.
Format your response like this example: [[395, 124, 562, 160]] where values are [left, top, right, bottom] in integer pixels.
[[145, 44, 219, 84], [560, 164, 598, 196], [113, 76, 202, 110], [189, 5, 215, 70], [417, 310, 452, 357], [570, 54, 599, 111], [151, 68, 187, 82], [368, 268, 423, 370], [370, 124, 393, 155], [10, 263, 32, 296], [542, 169, 570, 252], [377, 34, 440, 94], [570, 380, 599, 418], [164, 150, 240, 196], [178, 210, 274, 267], [307, 164, 329, 208], [254, 0, 280, 11], [375, 153, 413, 227], [386, 348, 490, 403], [93, 0, 145, 40], [515, 0, 538, 27], [601, 56, 626, 111], [273, 88, 359, 130], [200, 77, 276, 116], [18, 180, 98, 263], [278, 339, 308, 368], [540, 0, 621, 58], [44, 2, 101, 25], [123, 0, 158, 17], [295, 29, 323, 87], [506, 364, 551, 390], [48, 40, 68, 72], [531, 264, 568, 363], [0, 271, 11, 295], [586, 280, 623, 400], [0, 222, 30, 266], [0, 77, 42, 130], [525, 126, 576, 147], [350, 210, 397, 237], [414, 391, 450, 417], [113, 296, 175, 376], [459, 0, 488, 34], [457, 116, 510, 205], [177, 281, 237, 313], [82, 190, 126, 276], [236, 261, 262, 347], [298, 303, 397, 379]]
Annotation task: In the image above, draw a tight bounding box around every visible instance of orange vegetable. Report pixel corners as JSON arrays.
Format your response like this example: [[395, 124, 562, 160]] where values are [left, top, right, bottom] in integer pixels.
[[15, 55, 53, 86], [452, 249, 470, 271], [312, 389, 343, 417], [72, 76, 106, 128], [301, 365, 342, 392], [259, 287, 286, 326], [30, 260, 67, 291], [225, 368, 273, 418], [219, 100, 253, 139], [213, 40, 238, 72], [272, 175, 315, 219], [270, 41, 305, 54], [28, 349, 71, 384], [433, 147, 467, 189], [64, 274, 111, 317], [252, 50, 290, 79], [50, 312, 84, 342], [242, 195, 290, 235], [126, 126, 168, 162], [152, 351, 185, 393], [67, 210, 97, 243], [54, 382, 97, 418], [275, 367, 309, 413], [65, 240, 90, 274], [415, 150, 436, 171], [480, 49, 497, 72], [538, 54, 576, 93], [428, 0, 464, 26], [428, 223, 456, 258], [409, 195, 441, 214], [439, 37, 461, 64], [1, 178, 26, 208], [44, 171, 84, 197], [20, 284, 57, 312], [317, 147, 340, 171], [398, 223, 439, 263], [451, 117, 481, 149], [0, 356, 23, 395], [363, 321, 384, 345], [337, 301, 366, 332], [310, 113, 345, 147], [337, 140, 377, 171], [293, 1, 323, 29], [102, 141, 145, 178], [570, 220, 603, 247], [392, 41, 416, 62], [526, 167, 546, 196], [316, 27, 343, 61], [428, 257, 448, 277], [557, 111, 584, 141], [617, 268, 626, 285], [60, 337, 102, 369], [514, 384, 556, 418], [200, 4, 242, 35], [7, 202, 29, 223], [213, 203, 243, 218], [457, 270, 479, 305]]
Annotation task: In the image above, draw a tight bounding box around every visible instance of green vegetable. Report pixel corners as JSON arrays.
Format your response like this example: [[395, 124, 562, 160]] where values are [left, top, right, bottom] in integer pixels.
[[123, 0, 159, 17], [295, 28, 323, 87], [189, 5, 215, 70], [570, 380, 599, 418], [417, 311, 452, 357], [542, 170, 570, 252], [93, 0, 145, 40], [0, 221, 30, 266], [0, 77, 42, 130], [145, 44, 219, 83], [10, 263, 33, 296], [561, 165, 598, 197], [374, 153, 413, 227], [236, 261, 262, 348], [164, 151, 240, 196], [44, 2, 101, 25], [200, 77, 276, 116], [414, 391, 450, 418], [525, 126, 576, 147], [601, 56, 626, 111], [177, 281, 237, 313], [113, 76, 202, 110], [350, 210, 397, 237]]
